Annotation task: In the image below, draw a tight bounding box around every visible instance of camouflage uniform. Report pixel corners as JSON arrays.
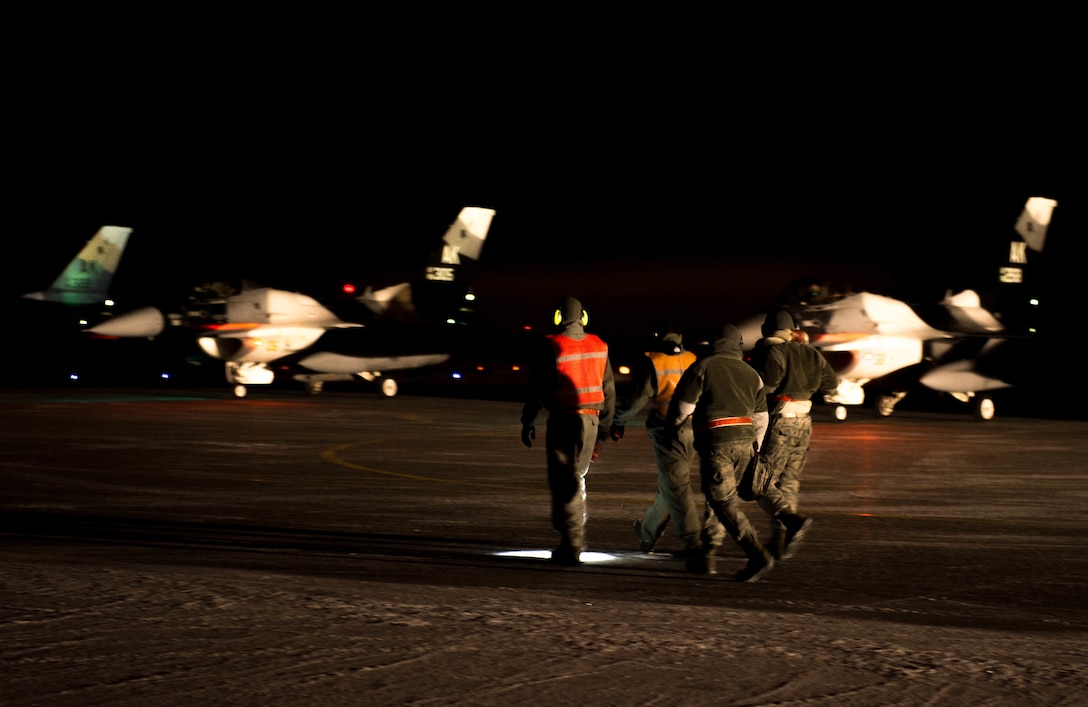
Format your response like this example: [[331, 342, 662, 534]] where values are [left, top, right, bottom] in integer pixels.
[[667, 324, 774, 582], [748, 309, 839, 559]]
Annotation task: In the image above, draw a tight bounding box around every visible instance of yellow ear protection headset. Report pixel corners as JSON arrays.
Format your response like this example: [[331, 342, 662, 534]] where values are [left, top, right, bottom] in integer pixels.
[[553, 306, 589, 327]]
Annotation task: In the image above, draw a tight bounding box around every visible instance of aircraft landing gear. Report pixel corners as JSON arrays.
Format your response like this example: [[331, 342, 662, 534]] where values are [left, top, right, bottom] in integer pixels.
[[973, 395, 996, 421], [951, 391, 997, 421], [226, 362, 271, 399], [874, 392, 907, 417], [380, 377, 398, 397], [825, 382, 864, 422]]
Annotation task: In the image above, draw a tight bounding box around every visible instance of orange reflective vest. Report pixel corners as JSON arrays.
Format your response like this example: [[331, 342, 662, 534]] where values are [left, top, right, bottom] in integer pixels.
[[647, 349, 697, 416], [547, 333, 609, 410]]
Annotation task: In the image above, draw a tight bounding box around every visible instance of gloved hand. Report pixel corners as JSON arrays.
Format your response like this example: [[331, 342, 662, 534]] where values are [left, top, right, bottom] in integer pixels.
[[521, 425, 536, 448], [591, 440, 603, 461], [609, 424, 624, 442]]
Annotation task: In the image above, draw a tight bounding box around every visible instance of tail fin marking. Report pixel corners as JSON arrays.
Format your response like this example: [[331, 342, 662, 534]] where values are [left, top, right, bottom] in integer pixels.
[[23, 225, 133, 305], [1014, 196, 1058, 253], [426, 206, 495, 282]]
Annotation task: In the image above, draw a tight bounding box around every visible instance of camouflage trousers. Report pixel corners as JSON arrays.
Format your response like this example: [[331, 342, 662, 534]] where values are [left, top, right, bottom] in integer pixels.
[[695, 439, 760, 549], [756, 414, 813, 518]]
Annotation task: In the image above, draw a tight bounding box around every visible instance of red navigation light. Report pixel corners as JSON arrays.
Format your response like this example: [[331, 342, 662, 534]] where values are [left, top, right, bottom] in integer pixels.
[[342, 283, 356, 294]]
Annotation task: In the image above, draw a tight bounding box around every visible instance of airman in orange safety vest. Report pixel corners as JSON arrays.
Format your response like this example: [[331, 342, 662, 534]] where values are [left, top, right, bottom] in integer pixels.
[[608, 324, 701, 558], [521, 296, 616, 565]]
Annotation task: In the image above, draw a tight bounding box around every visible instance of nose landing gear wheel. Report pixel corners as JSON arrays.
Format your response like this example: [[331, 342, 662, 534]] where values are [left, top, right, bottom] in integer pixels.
[[973, 396, 995, 421]]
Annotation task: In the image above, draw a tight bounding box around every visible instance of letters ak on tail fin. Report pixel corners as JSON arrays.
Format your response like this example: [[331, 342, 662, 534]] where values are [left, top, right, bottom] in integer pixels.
[[1003, 196, 1057, 283], [425, 205, 494, 281], [359, 206, 496, 321]]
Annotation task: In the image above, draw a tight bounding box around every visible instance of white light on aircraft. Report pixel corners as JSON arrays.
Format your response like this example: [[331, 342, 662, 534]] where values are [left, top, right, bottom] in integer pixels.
[[495, 550, 620, 563], [104, 299, 115, 307], [1029, 298, 1040, 306], [451, 372, 462, 380], [69, 374, 79, 381], [464, 292, 476, 302]]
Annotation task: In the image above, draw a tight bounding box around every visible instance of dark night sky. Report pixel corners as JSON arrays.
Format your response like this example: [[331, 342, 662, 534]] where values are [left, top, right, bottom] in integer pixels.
[[8, 23, 1082, 340]]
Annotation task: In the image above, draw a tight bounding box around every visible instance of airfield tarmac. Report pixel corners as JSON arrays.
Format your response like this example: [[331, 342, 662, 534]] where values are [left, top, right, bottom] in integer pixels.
[[2, 386, 1087, 706]]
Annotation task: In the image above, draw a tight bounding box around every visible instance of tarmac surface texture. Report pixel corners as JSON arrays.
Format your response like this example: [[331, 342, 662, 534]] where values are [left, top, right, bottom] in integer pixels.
[[2, 387, 1087, 705]]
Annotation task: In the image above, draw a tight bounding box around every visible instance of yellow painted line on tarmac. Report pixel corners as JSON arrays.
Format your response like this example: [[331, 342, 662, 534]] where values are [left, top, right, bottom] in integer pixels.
[[320, 440, 533, 491], [321, 433, 666, 503]]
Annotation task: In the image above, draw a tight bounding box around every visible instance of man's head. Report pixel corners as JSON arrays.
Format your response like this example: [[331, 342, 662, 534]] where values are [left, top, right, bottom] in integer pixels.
[[652, 321, 683, 354], [714, 323, 743, 354], [553, 296, 588, 329], [762, 309, 796, 339], [660, 331, 683, 354]]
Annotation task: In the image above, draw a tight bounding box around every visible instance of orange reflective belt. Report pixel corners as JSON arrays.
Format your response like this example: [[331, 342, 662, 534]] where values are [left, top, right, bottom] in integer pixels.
[[698, 416, 753, 431]]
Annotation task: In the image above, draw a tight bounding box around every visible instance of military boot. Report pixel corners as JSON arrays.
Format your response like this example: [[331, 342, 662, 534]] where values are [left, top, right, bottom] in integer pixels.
[[550, 543, 583, 566], [633, 520, 659, 553], [735, 535, 775, 583], [768, 519, 787, 560], [775, 513, 813, 560], [684, 544, 718, 575]]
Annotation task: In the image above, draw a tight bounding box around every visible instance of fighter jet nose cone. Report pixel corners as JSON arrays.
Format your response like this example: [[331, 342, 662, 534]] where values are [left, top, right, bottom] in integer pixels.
[[88, 307, 166, 338]]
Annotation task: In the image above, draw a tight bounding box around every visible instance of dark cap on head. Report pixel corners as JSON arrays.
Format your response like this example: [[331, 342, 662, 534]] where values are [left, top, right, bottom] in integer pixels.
[[651, 320, 682, 352], [658, 331, 683, 354], [553, 296, 586, 327], [714, 323, 743, 353], [762, 309, 796, 337]]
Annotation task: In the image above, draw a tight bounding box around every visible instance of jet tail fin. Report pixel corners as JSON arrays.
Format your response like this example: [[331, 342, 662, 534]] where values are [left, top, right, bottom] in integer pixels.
[[1014, 196, 1058, 253], [423, 206, 496, 283], [997, 196, 1057, 292], [358, 282, 414, 316], [358, 206, 496, 322], [23, 225, 134, 306]]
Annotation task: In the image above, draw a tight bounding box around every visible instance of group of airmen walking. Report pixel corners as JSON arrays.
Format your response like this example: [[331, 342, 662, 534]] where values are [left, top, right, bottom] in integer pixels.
[[520, 296, 839, 582]]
